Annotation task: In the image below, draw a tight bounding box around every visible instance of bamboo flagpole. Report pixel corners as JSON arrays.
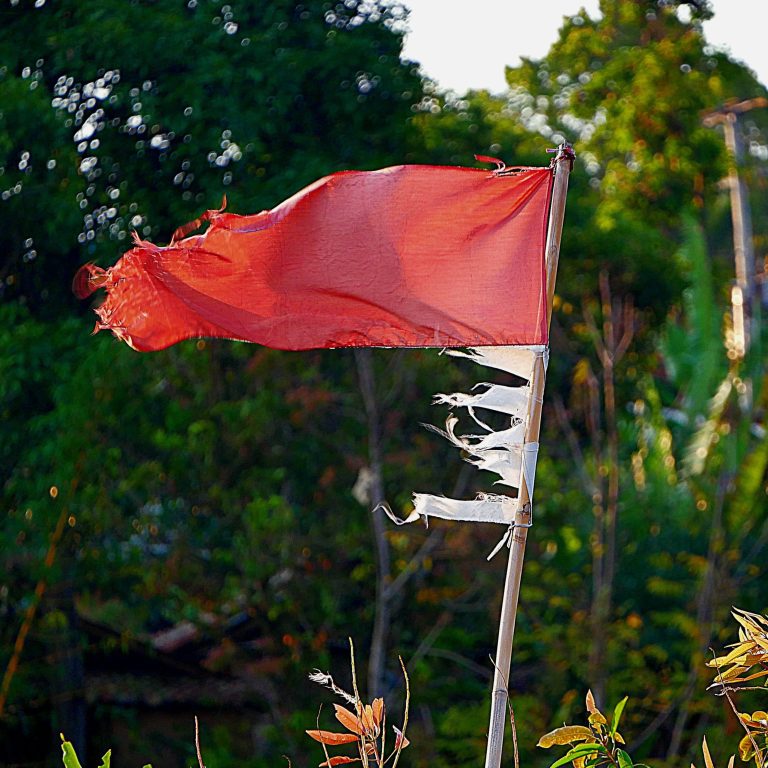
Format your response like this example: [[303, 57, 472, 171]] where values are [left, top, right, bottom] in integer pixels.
[[484, 143, 574, 768]]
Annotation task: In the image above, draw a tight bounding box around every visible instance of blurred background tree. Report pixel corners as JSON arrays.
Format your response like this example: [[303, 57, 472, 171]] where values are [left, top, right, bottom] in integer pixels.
[[0, 1, 766, 767]]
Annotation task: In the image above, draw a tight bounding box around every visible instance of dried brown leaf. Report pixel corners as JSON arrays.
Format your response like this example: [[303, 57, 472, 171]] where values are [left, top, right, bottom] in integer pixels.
[[306, 730, 360, 746], [585, 690, 598, 715], [393, 726, 410, 750], [334, 705, 362, 735], [319, 758, 360, 768], [372, 698, 384, 727]]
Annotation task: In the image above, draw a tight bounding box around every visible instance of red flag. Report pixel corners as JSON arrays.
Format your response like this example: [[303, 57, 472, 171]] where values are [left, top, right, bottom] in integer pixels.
[[76, 164, 553, 352]]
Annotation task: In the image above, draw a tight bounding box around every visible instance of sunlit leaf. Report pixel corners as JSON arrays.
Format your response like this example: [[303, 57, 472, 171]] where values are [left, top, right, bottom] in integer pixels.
[[372, 697, 384, 727], [611, 697, 628, 736], [60, 737, 83, 768], [354, 701, 375, 732], [707, 642, 755, 667], [738, 734, 754, 762], [306, 730, 360, 746], [393, 725, 410, 750], [588, 711, 607, 727], [319, 757, 361, 767], [702, 736, 715, 768], [585, 690, 598, 715], [537, 726, 594, 748], [334, 705, 362, 735], [617, 748, 633, 768], [548, 743, 604, 768], [97, 751, 111, 768]]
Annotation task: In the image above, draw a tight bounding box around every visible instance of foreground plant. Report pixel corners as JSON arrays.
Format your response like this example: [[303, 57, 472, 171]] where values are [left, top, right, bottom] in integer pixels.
[[708, 608, 768, 768], [537, 690, 636, 768], [306, 640, 409, 768]]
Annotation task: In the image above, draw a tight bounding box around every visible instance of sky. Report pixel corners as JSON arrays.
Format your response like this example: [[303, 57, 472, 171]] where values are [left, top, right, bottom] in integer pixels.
[[400, 1, 768, 94]]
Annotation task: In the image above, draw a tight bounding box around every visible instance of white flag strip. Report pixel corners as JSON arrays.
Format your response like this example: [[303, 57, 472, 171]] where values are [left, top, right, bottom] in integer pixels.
[[397, 345, 548, 531], [445, 344, 546, 380], [413, 494, 519, 524], [385, 494, 519, 526], [434, 383, 530, 419]]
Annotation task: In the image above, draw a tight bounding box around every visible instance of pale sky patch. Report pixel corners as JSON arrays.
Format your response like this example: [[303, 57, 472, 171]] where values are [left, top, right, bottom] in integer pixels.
[[400, 1, 768, 94]]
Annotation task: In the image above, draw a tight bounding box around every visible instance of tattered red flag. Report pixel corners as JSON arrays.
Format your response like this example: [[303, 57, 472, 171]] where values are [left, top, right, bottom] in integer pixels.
[[75, 163, 553, 352]]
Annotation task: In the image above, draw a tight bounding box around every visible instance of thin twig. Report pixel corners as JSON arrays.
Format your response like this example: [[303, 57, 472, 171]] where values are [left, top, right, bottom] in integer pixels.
[[315, 705, 333, 768], [194, 716, 206, 768], [711, 650, 765, 768], [380, 704, 387, 768], [583, 301, 607, 365], [407, 611, 452, 670], [349, 638, 369, 768], [552, 394, 598, 497], [0, 467, 81, 718], [389, 657, 410, 768]]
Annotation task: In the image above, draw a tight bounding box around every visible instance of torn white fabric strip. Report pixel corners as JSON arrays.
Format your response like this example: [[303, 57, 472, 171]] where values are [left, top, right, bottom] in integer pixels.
[[468, 449, 522, 489], [404, 345, 549, 530], [411, 493, 519, 524], [437, 415, 526, 453], [446, 345, 545, 380], [427, 415, 527, 488], [433, 383, 530, 419]]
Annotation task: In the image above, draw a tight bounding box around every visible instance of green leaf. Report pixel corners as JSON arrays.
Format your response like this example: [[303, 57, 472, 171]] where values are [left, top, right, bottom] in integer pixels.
[[60, 736, 84, 768], [98, 751, 111, 768], [617, 748, 634, 768], [610, 697, 628, 736], [548, 743, 605, 768]]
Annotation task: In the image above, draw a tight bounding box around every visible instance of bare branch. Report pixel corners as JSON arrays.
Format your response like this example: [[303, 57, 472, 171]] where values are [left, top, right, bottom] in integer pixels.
[[389, 658, 410, 768], [553, 394, 598, 497], [194, 716, 206, 768], [615, 298, 635, 362]]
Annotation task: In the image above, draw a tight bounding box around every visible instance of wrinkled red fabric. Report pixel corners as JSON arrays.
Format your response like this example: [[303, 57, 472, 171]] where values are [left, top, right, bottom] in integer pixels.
[[78, 164, 553, 352]]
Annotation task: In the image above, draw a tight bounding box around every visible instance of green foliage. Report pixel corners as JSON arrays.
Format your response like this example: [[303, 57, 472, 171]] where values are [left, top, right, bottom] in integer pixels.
[[61, 735, 113, 768]]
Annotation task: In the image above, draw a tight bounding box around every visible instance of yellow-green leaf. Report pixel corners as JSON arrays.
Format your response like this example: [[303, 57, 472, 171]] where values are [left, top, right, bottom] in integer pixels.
[[738, 734, 755, 762], [537, 726, 594, 748], [611, 697, 628, 736], [60, 737, 83, 768], [589, 711, 607, 726], [707, 642, 755, 667], [702, 736, 715, 768]]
